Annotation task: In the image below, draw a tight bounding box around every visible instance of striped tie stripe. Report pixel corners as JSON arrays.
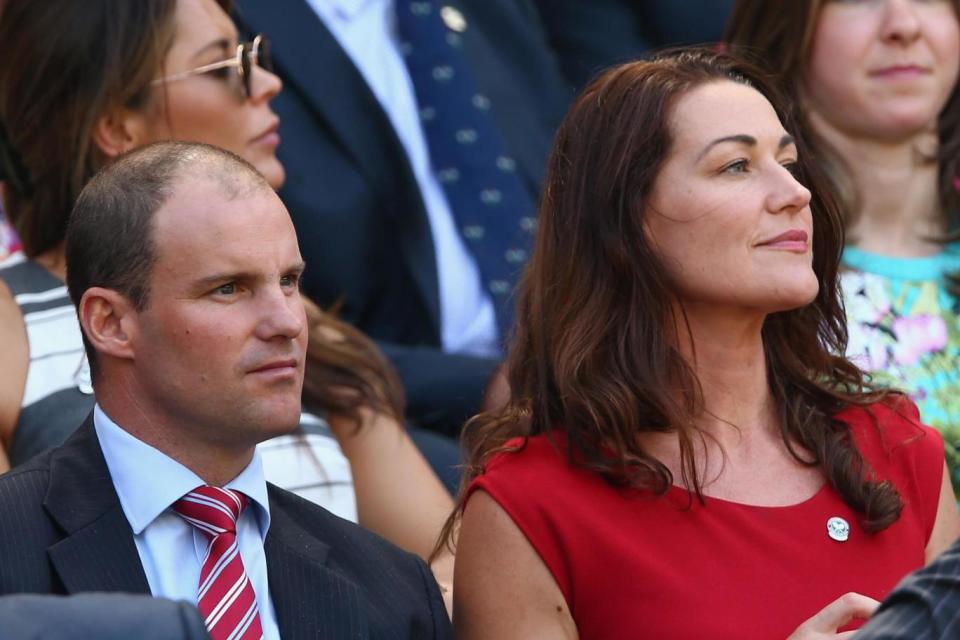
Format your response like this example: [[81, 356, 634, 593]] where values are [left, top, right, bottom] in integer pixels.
[[174, 486, 265, 640]]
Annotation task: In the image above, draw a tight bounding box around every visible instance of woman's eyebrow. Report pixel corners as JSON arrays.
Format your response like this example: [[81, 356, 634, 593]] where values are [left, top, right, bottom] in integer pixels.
[[190, 37, 231, 62], [698, 133, 795, 160]]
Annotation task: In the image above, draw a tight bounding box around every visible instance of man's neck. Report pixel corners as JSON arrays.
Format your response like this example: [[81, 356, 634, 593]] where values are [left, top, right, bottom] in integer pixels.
[[96, 375, 255, 487]]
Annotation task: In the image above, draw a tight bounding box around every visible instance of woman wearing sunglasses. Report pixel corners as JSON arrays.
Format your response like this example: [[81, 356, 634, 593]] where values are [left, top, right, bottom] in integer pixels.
[[0, 0, 453, 606]]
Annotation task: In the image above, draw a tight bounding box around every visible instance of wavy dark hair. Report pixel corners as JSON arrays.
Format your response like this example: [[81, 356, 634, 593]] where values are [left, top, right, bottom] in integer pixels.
[[437, 48, 905, 555], [724, 0, 960, 239], [0, 0, 231, 259], [301, 296, 406, 428]]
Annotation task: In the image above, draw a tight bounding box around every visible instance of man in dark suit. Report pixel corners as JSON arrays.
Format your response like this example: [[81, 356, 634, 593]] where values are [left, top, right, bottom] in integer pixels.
[[0, 142, 451, 640], [853, 536, 960, 639], [233, 0, 571, 434]]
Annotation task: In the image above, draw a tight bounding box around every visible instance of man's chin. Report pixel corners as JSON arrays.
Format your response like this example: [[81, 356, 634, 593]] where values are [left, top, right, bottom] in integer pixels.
[[252, 397, 303, 437]]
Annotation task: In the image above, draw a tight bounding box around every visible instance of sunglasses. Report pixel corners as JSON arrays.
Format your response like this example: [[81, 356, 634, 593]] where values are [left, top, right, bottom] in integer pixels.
[[151, 34, 272, 99]]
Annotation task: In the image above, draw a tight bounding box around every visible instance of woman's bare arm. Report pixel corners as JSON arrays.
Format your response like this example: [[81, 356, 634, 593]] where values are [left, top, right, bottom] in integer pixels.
[[0, 278, 28, 473], [925, 463, 960, 563], [454, 490, 578, 640]]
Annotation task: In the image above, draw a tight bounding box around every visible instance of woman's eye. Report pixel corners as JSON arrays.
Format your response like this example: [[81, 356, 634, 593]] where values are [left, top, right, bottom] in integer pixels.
[[722, 159, 749, 174], [209, 66, 233, 80]]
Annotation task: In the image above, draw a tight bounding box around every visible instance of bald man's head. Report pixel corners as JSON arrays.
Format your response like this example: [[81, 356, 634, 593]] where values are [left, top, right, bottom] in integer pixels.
[[65, 141, 278, 376]]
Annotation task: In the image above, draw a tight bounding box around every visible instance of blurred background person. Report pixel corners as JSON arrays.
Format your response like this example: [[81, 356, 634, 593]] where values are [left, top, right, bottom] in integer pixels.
[[0, 0, 453, 597], [232, 0, 572, 436], [444, 49, 959, 639], [726, 0, 960, 492], [534, 0, 735, 91]]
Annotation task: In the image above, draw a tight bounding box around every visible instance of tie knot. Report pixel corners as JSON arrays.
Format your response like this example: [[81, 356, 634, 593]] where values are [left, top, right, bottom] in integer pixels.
[[173, 486, 248, 538]]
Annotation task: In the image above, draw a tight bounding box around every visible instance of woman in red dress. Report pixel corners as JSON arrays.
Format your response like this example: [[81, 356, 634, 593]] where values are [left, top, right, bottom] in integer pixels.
[[443, 49, 960, 639]]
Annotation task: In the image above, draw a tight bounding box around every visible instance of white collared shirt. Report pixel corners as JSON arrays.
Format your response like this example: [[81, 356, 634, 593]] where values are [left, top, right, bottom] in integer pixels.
[[94, 404, 281, 640], [304, 0, 500, 357]]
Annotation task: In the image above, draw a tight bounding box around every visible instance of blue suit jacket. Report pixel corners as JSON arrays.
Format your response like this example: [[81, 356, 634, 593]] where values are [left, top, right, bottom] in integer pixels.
[[233, 0, 571, 433], [0, 417, 452, 640]]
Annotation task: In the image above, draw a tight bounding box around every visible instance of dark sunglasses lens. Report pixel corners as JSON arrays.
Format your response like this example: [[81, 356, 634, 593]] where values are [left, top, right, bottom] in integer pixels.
[[241, 44, 252, 98], [257, 37, 273, 73]]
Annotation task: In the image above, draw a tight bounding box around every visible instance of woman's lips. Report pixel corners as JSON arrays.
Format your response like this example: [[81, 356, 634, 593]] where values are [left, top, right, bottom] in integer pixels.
[[869, 64, 929, 80], [757, 229, 809, 252], [251, 121, 281, 148]]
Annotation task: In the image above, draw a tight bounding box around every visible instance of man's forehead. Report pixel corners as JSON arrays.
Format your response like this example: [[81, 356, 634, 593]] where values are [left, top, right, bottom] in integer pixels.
[[155, 175, 281, 229], [151, 176, 296, 269]]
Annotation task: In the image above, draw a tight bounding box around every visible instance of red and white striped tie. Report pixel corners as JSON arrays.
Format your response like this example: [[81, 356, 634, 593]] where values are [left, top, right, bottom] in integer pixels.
[[174, 486, 265, 640]]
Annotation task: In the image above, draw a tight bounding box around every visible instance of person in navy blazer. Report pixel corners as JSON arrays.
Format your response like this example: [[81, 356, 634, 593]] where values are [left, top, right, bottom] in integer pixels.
[[0, 143, 452, 640], [232, 0, 571, 435]]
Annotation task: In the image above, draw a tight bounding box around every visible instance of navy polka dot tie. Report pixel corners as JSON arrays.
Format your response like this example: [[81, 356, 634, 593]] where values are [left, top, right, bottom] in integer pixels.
[[395, 0, 537, 340]]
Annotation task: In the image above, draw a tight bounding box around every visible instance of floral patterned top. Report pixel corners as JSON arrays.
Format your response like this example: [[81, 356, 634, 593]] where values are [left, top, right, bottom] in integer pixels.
[[841, 244, 960, 492]]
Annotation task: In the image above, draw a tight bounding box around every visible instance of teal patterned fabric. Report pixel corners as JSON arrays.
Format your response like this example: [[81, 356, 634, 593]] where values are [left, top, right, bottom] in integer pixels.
[[841, 244, 960, 493]]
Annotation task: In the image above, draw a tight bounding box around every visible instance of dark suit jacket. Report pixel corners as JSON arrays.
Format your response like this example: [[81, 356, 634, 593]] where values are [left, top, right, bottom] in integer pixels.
[[233, 0, 570, 434], [855, 537, 960, 639], [0, 594, 209, 640], [0, 417, 452, 640], [535, 0, 736, 90]]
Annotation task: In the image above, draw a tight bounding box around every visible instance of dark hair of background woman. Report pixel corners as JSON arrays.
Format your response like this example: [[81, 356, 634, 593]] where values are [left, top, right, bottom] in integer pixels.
[[0, 0, 230, 259], [301, 297, 406, 428], [438, 49, 904, 555], [724, 0, 960, 234]]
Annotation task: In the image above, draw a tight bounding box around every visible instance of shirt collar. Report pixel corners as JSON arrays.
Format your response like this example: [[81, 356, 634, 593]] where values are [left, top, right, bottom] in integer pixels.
[[309, 0, 383, 22], [93, 404, 271, 539]]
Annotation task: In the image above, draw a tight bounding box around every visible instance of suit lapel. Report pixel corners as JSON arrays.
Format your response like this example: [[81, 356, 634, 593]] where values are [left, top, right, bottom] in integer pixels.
[[265, 495, 369, 639], [234, 0, 442, 334], [234, 0, 408, 197], [42, 418, 151, 595]]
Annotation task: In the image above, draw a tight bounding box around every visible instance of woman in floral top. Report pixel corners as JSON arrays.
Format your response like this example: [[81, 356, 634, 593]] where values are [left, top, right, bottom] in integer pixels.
[[727, 1, 960, 489]]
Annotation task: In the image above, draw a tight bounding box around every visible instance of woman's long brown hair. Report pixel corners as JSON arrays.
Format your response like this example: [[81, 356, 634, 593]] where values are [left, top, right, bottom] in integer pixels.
[[437, 49, 904, 556], [0, 0, 232, 258]]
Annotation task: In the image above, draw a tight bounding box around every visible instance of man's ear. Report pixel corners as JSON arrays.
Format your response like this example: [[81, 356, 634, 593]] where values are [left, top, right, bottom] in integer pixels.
[[78, 287, 139, 363], [91, 107, 153, 159]]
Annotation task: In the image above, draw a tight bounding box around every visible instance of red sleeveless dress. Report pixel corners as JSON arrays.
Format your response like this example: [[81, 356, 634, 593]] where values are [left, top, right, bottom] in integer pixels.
[[467, 400, 944, 640]]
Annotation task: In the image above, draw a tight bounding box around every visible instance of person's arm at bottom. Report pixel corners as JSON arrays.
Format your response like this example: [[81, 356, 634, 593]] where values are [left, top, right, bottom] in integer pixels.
[[924, 463, 960, 563], [454, 490, 578, 640], [0, 278, 28, 474]]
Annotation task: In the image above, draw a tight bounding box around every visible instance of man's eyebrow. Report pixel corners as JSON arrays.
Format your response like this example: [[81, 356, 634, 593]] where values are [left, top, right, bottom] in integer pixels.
[[191, 261, 306, 290], [697, 133, 796, 161], [191, 271, 256, 290]]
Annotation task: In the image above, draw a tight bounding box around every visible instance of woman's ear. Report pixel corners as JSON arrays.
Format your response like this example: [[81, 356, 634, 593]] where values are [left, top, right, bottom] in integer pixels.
[[91, 107, 153, 159], [77, 286, 139, 365]]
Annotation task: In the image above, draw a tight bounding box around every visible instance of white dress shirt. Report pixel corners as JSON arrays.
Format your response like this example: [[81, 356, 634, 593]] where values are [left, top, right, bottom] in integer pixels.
[[94, 404, 281, 640], [305, 0, 499, 357]]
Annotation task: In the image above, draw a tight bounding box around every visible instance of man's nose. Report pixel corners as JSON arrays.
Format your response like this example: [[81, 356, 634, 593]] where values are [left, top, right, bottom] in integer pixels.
[[256, 286, 305, 341]]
